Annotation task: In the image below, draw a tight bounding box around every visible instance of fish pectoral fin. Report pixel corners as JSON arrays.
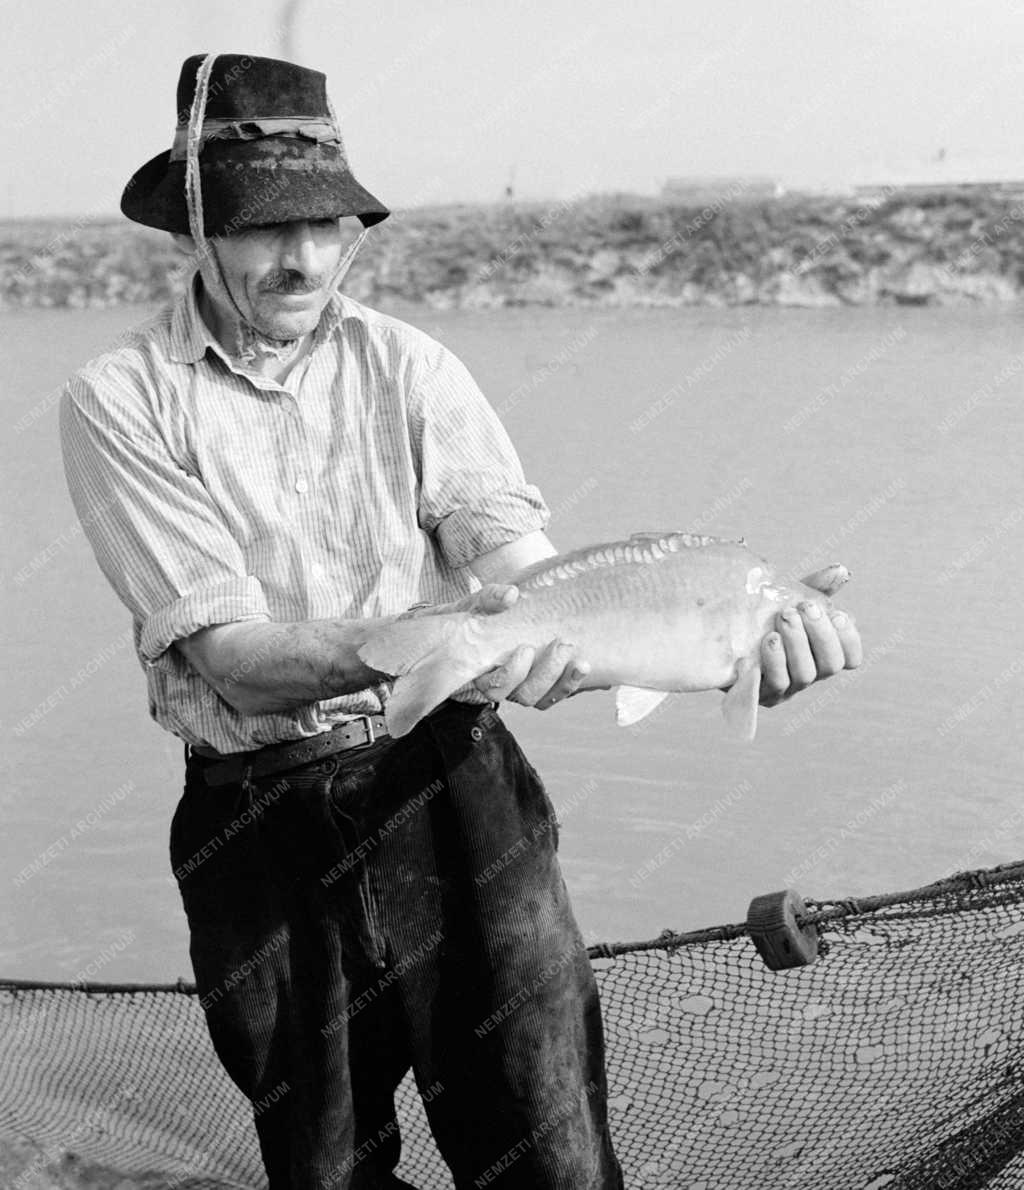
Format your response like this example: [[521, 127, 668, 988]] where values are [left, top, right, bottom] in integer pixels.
[[721, 658, 761, 743], [615, 686, 670, 727], [358, 613, 468, 676]]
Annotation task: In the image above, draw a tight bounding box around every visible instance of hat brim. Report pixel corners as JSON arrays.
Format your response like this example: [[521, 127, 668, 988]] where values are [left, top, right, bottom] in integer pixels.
[[121, 137, 390, 236]]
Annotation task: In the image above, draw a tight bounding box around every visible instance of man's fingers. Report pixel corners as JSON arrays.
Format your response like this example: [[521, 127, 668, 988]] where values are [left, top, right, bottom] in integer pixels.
[[416, 584, 519, 618], [776, 607, 817, 692], [829, 609, 863, 670], [472, 638, 592, 709], [759, 632, 790, 706], [474, 645, 535, 701], [471, 584, 519, 615], [760, 601, 859, 707], [799, 600, 846, 678], [536, 659, 591, 708], [534, 649, 591, 709], [509, 641, 579, 706]]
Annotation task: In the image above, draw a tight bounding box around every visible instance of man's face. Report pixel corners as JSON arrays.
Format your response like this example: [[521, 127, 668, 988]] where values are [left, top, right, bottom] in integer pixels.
[[203, 216, 362, 341]]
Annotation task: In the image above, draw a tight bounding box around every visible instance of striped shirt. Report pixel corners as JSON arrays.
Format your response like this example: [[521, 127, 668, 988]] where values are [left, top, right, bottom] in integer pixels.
[[60, 276, 549, 752]]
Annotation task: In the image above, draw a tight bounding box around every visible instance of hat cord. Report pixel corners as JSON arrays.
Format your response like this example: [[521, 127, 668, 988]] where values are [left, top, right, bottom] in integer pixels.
[[183, 52, 370, 362]]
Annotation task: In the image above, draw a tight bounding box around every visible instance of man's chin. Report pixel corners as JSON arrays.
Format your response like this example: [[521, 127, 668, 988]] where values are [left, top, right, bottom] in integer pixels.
[[252, 294, 327, 340]]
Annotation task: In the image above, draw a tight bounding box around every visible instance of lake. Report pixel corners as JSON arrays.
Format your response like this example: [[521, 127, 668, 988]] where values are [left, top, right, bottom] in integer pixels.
[[2, 300, 1022, 981]]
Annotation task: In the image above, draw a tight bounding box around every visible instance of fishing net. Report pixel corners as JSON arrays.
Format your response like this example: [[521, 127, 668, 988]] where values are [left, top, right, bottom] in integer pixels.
[[3, 859, 1024, 1189]]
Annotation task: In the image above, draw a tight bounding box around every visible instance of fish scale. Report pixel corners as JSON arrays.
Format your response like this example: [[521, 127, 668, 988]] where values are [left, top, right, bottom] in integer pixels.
[[358, 532, 850, 740], [517, 532, 729, 591]]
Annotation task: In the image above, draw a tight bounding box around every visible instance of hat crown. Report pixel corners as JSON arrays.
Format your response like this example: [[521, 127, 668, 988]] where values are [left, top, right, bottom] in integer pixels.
[[175, 54, 329, 127], [122, 52, 389, 235]]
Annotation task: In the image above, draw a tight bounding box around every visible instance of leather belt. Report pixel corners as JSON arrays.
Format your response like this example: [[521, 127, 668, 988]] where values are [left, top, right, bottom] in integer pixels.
[[192, 714, 390, 788]]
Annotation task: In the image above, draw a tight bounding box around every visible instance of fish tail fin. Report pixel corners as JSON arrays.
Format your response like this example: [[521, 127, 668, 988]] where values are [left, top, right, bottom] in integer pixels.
[[358, 614, 466, 676], [721, 657, 761, 742], [358, 614, 500, 738]]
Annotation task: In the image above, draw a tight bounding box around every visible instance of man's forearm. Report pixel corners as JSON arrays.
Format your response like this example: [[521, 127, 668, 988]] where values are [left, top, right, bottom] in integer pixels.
[[179, 539, 559, 719], [178, 615, 400, 716]]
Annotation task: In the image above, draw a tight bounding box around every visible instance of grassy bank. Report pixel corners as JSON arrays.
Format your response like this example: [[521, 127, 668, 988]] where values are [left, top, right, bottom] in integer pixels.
[[3, 190, 1024, 311]]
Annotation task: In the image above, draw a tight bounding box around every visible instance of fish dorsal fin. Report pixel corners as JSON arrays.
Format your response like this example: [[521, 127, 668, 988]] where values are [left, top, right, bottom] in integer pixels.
[[513, 532, 745, 592], [628, 531, 744, 550], [615, 685, 671, 726]]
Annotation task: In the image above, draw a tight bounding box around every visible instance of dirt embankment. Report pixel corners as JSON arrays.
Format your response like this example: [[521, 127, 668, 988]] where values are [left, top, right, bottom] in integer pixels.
[[3, 190, 1024, 311]]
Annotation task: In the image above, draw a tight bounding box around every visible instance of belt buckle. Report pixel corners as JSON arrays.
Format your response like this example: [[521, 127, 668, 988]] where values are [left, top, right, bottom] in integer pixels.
[[349, 714, 376, 748]]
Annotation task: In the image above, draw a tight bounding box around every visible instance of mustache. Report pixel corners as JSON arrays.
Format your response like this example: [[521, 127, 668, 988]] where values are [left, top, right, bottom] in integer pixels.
[[259, 270, 324, 295]]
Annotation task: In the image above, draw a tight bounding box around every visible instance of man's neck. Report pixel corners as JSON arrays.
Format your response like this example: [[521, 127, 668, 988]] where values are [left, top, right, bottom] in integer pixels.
[[197, 283, 313, 385]]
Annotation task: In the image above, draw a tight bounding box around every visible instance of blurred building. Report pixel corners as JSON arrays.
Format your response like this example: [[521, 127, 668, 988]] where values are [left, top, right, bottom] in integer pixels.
[[854, 153, 1024, 200]]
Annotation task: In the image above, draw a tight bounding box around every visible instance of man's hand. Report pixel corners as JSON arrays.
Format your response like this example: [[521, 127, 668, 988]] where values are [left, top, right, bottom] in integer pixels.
[[473, 638, 591, 709], [421, 583, 591, 711], [441, 575, 862, 714], [758, 583, 863, 707]]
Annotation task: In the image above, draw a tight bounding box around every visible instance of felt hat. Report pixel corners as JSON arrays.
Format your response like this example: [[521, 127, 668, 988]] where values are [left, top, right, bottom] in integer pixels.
[[121, 53, 390, 236]]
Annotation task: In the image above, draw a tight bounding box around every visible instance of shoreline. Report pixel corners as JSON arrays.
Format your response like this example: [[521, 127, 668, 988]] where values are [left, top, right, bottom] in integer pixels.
[[2, 190, 1024, 311]]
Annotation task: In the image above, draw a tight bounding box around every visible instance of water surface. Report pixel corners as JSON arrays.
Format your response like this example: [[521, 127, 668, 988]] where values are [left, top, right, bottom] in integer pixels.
[[2, 300, 1022, 979]]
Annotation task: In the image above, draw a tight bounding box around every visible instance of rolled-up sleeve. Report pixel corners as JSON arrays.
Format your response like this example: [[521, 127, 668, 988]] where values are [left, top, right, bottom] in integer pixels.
[[60, 370, 271, 673], [411, 346, 549, 567]]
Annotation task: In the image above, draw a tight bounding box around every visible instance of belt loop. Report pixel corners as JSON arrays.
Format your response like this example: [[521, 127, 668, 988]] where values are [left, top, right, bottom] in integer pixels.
[[241, 763, 255, 806]]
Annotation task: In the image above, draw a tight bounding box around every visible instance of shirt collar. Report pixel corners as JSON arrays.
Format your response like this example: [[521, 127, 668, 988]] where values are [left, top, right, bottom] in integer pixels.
[[168, 270, 345, 367], [168, 271, 214, 365]]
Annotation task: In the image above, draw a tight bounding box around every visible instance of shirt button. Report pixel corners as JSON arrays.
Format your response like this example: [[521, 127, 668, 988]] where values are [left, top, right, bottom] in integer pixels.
[[295, 477, 309, 494]]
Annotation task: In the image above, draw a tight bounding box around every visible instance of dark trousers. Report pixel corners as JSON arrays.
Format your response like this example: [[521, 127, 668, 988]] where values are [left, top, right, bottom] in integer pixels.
[[171, 701, 623, 1190]]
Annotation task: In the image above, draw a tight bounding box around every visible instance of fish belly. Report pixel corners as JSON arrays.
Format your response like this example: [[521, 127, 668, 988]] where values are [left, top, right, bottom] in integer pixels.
[[498, 574, 742, 694]]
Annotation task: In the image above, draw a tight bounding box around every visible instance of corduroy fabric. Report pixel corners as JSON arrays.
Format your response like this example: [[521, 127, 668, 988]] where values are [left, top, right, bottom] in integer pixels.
[[172, 701, 623, 1189]]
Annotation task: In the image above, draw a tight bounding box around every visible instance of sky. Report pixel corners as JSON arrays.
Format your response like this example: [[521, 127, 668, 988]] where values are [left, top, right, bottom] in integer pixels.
[[2, 0, 1024, 219]]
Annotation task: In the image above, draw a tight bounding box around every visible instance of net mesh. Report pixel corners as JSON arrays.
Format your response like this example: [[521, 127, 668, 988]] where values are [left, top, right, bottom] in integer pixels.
[[4, 861, 1024, 1189]]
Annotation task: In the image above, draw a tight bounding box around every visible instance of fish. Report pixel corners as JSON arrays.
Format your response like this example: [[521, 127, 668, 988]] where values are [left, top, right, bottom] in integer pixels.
[[358, 532, 851, 741]]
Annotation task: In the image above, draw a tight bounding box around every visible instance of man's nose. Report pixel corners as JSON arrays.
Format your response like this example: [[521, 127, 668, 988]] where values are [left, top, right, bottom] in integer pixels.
[[279, 221, 319, 274]]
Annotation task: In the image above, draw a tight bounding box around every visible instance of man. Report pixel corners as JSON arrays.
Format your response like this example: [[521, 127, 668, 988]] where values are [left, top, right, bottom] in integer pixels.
[[60, 53, 860, 1190]]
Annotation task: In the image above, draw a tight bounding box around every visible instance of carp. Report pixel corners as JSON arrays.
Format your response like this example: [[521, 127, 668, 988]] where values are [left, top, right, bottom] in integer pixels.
[[358, 532, 850, 741]]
